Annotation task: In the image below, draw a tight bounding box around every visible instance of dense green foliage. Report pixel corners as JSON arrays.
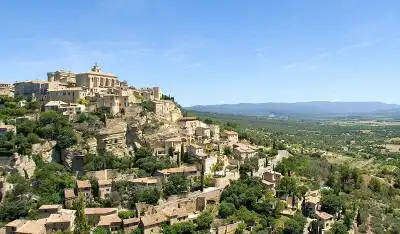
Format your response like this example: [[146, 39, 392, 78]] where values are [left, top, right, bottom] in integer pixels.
[[163, 174, 189, 196]]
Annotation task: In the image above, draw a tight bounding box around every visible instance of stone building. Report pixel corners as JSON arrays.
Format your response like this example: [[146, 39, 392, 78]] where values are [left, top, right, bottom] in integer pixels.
[[98, 179, 112, 199], [14, 80, 49, 98], [232, 143, 257, 160], [39, 87, 86, 103], [209, 125, 220, 141], [187, 144, 206, 156], [48, 70, 76, 86], [96, 119, 128, 156], [222, 130, 239, 144], [0, 122, 16, 135], [45, 211, 75, 233], [195, 126, 211, 138], [76, 180, 91, 200], [164, 136, 182, 154], [76, 64, 120, 95], [38, 204, 62, 219], [0, 83, 14, 97]]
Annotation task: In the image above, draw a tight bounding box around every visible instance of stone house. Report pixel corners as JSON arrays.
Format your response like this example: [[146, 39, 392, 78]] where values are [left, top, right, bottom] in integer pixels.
[[0, 83, 14, 97], [123, 218, 140, 233], [0, 122, 16, 135], [221, 130, 239, 144], [178, 117, 201, 134], [98, 179, 112, 199], [164, 136, 182, 154], [129, 177, 159, 188], [262, 171, 282, 192], [14, 80, 49, 98], [40, 87, 86, 103], [44, 101, 68, 111], [187, 144, 205, 156], [97, 94, 120, 115], [155, 166, 198, 179], [45, 212, 75, 233], [209, 124, 220, 141], [37, 204, 62, 219], [97, 214, 122, 232], [76, 180, 91, 200], [195, 126, 211, 138], [232, 143, 257, 159], [316, 211, 334, 231], [5, 219, 47, 234], [139, 213, 169, 234], [64, 189, 76, 208], [303, 190, 321, 217], [84, 208, 118, 226]]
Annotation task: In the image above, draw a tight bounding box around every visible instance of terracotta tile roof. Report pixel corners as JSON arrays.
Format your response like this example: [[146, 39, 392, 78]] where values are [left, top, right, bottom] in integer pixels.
[[16, 219, 46, 234], [98, 179, 112, 186], [5, 219, 26, 228], [97, 214, 122, 226], [46, 213, 74, 224], [38, 204, 62, 210], [84, 208, 117, 216], [64, 189, 76, 199], [316, 211, 334, 220], [123, 217, 140, 225], [223, 130, 238, 135], [158, 166, 197, 175], [140, 213, 169, 227], [76, 180, 91, 188], [130, 177, 158, 184]]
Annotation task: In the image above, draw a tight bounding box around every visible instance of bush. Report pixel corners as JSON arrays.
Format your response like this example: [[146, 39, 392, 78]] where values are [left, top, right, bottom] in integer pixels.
[[118, 210, 135, 219]]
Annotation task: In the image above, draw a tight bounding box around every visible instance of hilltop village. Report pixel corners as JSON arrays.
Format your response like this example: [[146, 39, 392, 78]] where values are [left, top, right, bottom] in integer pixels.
[[0, 65, 352, 234]]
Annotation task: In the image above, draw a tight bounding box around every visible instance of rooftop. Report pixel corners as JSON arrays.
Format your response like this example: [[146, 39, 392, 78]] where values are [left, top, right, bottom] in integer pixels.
[[64, 189, 75, 199], [38, 204, 62, 210], [157, 166, 198, 175], [123, 217, 140, 225], [97, 214, 122, 226], [46, 213, 74, 224], [98, 179, 113, 186], [5, 219, 27, 228], [76, 180, 91, 188], [45, 101, 68, 107], [130, 177, 158, 184], [140, 213, 169, 227], [316, 211, 334, 220], [85, 208, 117, 215], [16, 219, 46, 234], [223, 130, 238, 135], [188, 144, 203, 149]]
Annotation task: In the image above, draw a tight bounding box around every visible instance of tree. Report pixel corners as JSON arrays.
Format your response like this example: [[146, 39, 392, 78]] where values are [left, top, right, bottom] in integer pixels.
[[92, 227, 110, 234], [73, 194, 91, 234], [276, 176, 298, 197], [224, 146, 232, 156], [77, 98, 88, 105], [330, 222, 348, 234], [196, 210, 214, 231], [118, 210, 135, 219], [320, 192, 342, 215], [162, 222, 196, 234], [137, 187, 160, 205], [164, 174, 189, 196], [219, 202, 236, 218]]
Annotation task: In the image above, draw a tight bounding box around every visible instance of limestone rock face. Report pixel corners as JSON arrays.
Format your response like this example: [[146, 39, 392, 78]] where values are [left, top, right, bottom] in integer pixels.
[[31, 141, 58, 162], [9, 153, 36, 178], [96, 119, 128, 157]]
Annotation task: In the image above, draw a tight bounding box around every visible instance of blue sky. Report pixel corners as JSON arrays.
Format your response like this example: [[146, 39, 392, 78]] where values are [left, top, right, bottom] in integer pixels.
[[1, 0, 400, 106]]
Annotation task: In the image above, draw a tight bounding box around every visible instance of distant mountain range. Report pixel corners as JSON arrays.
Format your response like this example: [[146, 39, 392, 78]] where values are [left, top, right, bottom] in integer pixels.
[[186, 101, 400, 117]]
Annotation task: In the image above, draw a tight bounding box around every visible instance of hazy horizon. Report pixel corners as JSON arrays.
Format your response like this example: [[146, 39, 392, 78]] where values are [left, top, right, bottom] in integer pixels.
[[1, 0, 400, 106]]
